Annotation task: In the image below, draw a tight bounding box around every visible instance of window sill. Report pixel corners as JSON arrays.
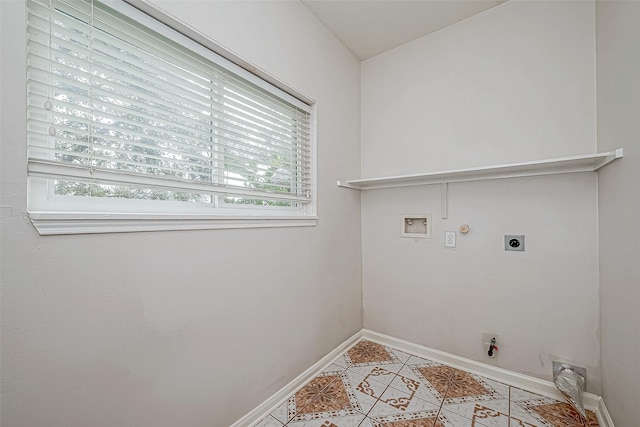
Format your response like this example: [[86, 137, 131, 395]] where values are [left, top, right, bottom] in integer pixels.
[[28, 212, 318, 235]]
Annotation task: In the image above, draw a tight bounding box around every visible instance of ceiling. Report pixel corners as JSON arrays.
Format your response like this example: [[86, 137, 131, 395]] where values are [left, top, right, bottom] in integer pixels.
[[301, 0, 507, 60]]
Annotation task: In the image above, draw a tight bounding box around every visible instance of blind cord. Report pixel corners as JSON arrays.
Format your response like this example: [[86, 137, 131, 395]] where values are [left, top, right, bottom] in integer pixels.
[[46, 0, 56, 137], [88, 0, 95, 180]]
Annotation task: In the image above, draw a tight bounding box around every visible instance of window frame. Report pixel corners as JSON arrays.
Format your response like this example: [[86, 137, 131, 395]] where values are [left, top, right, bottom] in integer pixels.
[[26, 0, 318, 235]]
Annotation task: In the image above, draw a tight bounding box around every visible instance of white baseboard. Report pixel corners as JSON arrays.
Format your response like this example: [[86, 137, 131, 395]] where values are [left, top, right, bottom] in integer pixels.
[[231, 329, 614, 427], [597, 397, 615, 427], [230, 330, 364, 427]]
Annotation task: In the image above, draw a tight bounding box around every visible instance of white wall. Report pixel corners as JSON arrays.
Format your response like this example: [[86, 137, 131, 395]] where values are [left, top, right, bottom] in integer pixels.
[[361, 1, 602, 392], [0, 1, 362, 426], [361, 1, 596, 177], [596, 2, 640, 425]]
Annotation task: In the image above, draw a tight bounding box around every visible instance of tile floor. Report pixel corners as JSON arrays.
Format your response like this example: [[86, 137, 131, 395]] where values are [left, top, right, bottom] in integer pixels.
[[254, 340, 599, 427]]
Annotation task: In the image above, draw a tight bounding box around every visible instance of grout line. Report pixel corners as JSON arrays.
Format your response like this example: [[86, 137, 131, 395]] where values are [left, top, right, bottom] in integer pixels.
[[434, 367, 456, 425], [508, 385, 512, 421]]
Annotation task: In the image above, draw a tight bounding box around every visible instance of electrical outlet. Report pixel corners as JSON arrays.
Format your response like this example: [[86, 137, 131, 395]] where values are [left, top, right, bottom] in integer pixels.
[[505, 235, 525, 251], [445, 231, 456, 248]]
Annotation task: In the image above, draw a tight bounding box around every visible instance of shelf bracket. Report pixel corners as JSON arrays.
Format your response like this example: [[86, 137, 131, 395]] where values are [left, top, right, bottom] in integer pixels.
[[593, 148, 623, 171], [441, 182, 448, 219]]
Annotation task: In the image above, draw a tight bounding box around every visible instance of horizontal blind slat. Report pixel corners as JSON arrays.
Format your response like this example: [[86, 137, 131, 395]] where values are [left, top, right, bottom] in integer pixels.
[[218, 80, 311, 128], [27, 0, 313, 203], [29, 47, 222, 128], [29, 146, 219, 182], [28, 143, 312, 186], [29, 47, 311, 156], [28, 105, 311, 167], [27, 133, 311, 186]]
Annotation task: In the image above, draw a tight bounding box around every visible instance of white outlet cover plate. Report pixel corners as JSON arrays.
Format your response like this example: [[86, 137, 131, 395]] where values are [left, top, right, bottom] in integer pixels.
[[445, 231, 456, 248]]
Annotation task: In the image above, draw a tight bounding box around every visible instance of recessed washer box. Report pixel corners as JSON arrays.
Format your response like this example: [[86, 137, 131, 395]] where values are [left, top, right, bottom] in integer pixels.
[[401, 214, 432, 238]]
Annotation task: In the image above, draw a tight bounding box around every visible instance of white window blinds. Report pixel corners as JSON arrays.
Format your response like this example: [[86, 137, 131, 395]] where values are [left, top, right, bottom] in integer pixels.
[[26, 0, 313, 209]]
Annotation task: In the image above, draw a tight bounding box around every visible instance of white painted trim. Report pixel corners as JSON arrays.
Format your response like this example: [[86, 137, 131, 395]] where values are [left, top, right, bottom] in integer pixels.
[[126, 0, 315, 107], [362, 330, 602, 410], [597, 397, 615, 427], [230, 330, 364, 427], [28, 213, 318, 235], [28, 161, 312, 204]]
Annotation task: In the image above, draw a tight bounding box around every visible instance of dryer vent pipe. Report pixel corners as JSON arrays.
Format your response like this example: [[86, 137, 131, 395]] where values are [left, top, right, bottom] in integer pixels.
[[552, 361, 587, 420]]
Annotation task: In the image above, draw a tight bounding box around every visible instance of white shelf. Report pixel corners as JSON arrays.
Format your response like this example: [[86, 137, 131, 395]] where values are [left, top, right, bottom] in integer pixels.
[[337, 149, 623, 190]]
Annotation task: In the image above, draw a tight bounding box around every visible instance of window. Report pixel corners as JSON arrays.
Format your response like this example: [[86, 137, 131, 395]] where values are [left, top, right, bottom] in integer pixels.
[[26, 0, 316, 235]]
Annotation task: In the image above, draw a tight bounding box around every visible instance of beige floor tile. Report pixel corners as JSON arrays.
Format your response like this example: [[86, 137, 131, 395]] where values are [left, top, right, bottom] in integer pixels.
[[254, 415, 285, 427], [288, 370, 379, 423], [514, 399, 599, 427], [367, 385, 440, 419], [286, 413, 368, 427], [440, 409, 509, 427], [346, 341, 410, 367], [441, 403, 510, 427], [369, 408, 441, 426], [387, 364, 449, 406]]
